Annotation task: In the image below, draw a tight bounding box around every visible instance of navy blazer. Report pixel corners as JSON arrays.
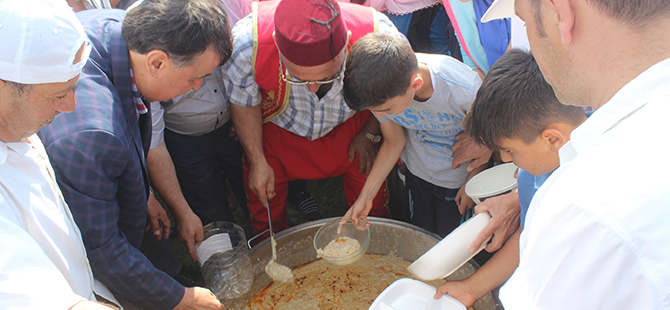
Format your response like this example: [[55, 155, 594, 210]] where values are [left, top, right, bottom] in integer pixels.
[[39, 9, 183, 309]]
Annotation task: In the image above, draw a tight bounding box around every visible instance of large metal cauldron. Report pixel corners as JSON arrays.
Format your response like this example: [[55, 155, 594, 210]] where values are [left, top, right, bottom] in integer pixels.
[[223, 217, 504, 310]]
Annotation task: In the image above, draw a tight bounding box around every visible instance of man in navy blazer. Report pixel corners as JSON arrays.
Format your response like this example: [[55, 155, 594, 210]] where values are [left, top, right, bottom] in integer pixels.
[[38, 0, 231, 309]]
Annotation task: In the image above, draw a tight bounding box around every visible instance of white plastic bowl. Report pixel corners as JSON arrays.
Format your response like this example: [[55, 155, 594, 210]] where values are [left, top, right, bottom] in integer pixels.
[[369, 278, 466, 310], [465, 162, 518, 204], [407, 212, 491, 281]]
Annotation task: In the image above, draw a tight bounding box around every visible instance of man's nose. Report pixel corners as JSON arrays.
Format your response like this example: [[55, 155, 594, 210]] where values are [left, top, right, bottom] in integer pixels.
[[58, 91, 77, 113]]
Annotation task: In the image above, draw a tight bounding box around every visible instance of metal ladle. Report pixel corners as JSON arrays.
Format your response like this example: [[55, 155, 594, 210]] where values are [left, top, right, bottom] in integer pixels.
[[264, 191, 293, 283]]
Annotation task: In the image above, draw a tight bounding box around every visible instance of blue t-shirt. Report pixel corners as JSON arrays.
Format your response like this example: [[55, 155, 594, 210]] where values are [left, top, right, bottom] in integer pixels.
[[516, 168, 553, 228]]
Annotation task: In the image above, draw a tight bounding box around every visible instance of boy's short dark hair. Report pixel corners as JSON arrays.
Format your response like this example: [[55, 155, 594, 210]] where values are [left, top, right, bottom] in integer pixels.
[[343, 33, 417, 111], [123, 0, 232, 68], [465, 49, 585, 150]]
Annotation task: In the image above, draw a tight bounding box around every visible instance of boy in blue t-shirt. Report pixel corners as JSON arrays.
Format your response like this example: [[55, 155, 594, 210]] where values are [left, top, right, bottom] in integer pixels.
[[339, 33, 485, 237], [432, 49, 587, 307]]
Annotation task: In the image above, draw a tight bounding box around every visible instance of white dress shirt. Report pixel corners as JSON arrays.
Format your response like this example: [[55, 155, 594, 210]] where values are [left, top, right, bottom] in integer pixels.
[[500, 58, 670, 309], [0, 135, 97, 309]]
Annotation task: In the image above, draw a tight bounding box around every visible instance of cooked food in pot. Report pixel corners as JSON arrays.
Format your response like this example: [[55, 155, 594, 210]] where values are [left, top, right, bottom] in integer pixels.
[[245, 254, 445, 310], [316, 236, 362, 258]]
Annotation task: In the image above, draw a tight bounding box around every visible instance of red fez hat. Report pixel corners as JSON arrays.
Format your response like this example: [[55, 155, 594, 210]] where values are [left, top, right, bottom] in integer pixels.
[[274, 0, 348, 66]]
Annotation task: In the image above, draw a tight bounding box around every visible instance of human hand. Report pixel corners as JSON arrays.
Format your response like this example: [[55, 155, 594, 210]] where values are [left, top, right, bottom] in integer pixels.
[[338, 195, 372, 233], [248, 161, 275, 208], [433, 280, 479, 309], [455, 186, 475, 215], [451, 132, 492, 172], [228, 124, 238, 142], [176, 210, 204, 261], [347, 131, 380, 177], [468, 190, 520, 253], [146, 194, 170, 240], [174, 287, 225, 310]]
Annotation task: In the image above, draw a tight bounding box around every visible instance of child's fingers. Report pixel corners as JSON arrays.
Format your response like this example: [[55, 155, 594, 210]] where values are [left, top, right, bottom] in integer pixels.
[[434, 283, 449, 299]]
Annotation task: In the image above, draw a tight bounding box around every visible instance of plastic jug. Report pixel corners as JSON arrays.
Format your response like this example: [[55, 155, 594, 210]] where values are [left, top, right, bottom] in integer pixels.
[[196, 222, 254, 299]]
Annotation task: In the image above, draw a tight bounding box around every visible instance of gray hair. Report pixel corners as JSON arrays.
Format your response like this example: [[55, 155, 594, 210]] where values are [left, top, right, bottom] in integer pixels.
[[122, 0, 232, 68], [6, 81, 34, 97]]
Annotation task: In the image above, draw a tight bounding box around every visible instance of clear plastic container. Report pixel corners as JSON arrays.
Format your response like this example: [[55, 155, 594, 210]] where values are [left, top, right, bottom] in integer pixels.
[[196, 222, 254, 299], [313, 218, 370, 265]]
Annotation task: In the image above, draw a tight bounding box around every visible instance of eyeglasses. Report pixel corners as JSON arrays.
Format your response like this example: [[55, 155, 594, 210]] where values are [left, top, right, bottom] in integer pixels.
[[279, 56, 346, 85], [276, 33, 349, 86]]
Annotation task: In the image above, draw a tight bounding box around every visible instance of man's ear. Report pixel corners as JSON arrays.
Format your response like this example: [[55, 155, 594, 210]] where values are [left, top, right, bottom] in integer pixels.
[[146, 50, 170, 78], [541, 126, 569, 152], [551, 0, 576, 44], [411, 74, 423, 91]]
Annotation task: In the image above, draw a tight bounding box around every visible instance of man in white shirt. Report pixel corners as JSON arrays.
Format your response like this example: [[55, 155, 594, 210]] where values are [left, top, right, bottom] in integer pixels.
[[0, 0, 117, 309], [480, 0, 670, 308]]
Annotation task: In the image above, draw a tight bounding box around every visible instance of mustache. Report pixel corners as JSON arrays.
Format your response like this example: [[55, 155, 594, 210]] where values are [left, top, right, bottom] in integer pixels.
[[40, 111, 61, 126]]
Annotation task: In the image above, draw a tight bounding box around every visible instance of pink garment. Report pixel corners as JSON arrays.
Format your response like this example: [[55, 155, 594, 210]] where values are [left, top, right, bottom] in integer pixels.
[[220, 0, 254, 27], [362, 0, 438, 15], [224, 0, 351, 28]]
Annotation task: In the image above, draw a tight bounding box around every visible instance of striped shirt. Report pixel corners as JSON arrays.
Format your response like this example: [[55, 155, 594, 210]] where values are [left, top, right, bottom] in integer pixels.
[[223, 10, 405, 140]]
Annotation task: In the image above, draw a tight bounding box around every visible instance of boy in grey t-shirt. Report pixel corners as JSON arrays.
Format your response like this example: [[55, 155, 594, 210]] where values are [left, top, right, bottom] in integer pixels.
[[340, 33, 484, 237]]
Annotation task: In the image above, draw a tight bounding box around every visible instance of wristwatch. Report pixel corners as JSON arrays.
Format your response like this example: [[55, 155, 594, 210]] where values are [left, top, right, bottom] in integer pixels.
[[363, 129, 382, 143]]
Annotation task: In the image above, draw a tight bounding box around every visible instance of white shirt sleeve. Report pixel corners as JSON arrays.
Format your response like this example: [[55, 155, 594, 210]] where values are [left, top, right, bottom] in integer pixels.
[[150, 101, 165, 149]]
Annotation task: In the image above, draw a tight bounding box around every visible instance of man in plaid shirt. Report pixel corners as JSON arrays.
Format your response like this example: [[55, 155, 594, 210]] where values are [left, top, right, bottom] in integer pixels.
[[224, 0, 407, 234]]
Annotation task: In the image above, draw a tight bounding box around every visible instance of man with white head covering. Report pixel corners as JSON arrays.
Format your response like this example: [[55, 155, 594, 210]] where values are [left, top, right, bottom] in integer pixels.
[[0, 0, 117, 309]]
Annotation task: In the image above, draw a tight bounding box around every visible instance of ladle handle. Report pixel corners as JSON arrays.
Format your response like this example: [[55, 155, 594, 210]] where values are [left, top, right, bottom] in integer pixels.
[[266, 189, 274, 238], [247, 229, 269, 249]]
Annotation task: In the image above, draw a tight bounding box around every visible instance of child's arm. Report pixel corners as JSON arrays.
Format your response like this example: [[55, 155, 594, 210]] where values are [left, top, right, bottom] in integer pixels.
[[455, 163, 489, 215], [434, 228, 521, 308], [339, 120, 405, 231]]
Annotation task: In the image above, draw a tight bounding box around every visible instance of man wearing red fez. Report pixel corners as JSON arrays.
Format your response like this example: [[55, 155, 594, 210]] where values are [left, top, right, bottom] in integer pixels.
[[223, 0, 405, 233]]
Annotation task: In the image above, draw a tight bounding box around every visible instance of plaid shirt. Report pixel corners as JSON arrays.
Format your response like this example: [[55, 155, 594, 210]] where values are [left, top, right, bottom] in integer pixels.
[[223, 10, 405, 140], [37, 10, 182, 310]]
